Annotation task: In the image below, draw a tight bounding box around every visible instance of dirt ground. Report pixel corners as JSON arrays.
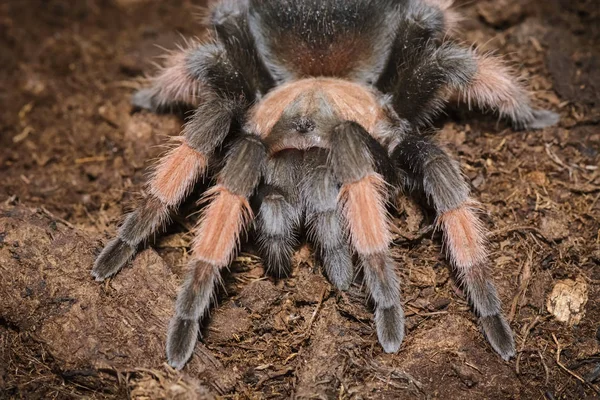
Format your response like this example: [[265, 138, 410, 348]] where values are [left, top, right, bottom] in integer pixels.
[[1, 0, 599, 398]]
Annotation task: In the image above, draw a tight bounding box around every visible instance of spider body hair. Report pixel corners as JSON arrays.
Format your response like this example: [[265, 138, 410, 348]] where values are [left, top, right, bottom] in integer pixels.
[[94, 0, 559, 369]]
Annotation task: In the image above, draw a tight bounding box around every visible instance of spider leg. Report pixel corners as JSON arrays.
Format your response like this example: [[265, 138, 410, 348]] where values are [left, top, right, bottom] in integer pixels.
[[209, 0, 275, 94], [133, 40, 256, 112], [392, 134, 515, 360], [378, 42, 478, 126], [459, 51, 560, 130], [376, 1, 447, 94], [254, 150, 303, 278], [92, 96, 236, 281], [132, 43, 205, 111], [422, 0, 461, 35], [167, 133, 267, 369], [378, 36, 558, 131], [329, 121, 404, 353], [302, 148, 353, 291]]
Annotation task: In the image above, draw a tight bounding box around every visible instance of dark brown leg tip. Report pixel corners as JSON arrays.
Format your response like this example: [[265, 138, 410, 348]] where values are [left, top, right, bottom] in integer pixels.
[[166, 317, 200, 370], [91, 238, 136, 281], [480, 314, 516, 361], [376, 305, 405, 354]]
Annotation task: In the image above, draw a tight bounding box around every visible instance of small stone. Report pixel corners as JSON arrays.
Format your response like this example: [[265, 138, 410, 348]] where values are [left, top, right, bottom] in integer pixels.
[[477, 0, 527, 28], [119, 55, 144, 76], [125, 118, 153, 141], [547, 276, 588, 326], [452, 364, 479, 388], [430, 297, 451, 311], [98, 103, 122, 128], [539, 214, 569, 242], [409, 265, 437, 288], [527, 171, 548, 186]]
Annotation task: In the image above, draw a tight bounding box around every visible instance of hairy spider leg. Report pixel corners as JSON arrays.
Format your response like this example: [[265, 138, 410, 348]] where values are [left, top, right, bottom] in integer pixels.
[[377, 15, 558, 131], [422, 0, 462, 35], [392, 134, 515, 360], [167, 134, 267, 369], [254, 150, 303, 278], [132, 44, 205, 111], [209, 0, 275, 94], [330, 121, 405, 353], [93, 39, 261, 281], [132, 36, 269, 112], [461, 52, 559, 130], [378, 41, 477, 127], [91, 95, 236, 281], [302, 149, 354, 291]]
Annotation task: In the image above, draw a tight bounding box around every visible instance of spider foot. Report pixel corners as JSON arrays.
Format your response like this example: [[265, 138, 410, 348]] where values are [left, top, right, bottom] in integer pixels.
[[166, 317, 200, 370], [323, 248, 353, 291], [375, 304, 405, 353], [519, 109, 560, 130], [92, 238, 135, 281], [264, 258, 292, 279], [131, 88, 160, 111], [480, 314, 515, 361]]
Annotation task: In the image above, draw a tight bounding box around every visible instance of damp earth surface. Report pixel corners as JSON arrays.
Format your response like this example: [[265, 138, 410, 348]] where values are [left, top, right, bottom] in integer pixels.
[[1, 0, 599, 398]]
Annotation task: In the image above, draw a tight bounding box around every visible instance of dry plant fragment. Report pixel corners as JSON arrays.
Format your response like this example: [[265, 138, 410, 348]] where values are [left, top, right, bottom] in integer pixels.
[[547, 276, 589, 326]]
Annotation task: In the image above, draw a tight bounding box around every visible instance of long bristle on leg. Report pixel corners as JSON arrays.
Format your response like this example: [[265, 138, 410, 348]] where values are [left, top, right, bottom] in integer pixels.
[[392, 134, 515, 360], [167, 134, 266, 369], [329, 121, 404, 353], [302, 148, 353, 290], [92, 95, 236, 281]]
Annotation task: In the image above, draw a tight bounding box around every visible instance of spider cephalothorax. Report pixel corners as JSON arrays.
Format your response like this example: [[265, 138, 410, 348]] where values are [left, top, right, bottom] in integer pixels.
[[92, 0, 559, 369]]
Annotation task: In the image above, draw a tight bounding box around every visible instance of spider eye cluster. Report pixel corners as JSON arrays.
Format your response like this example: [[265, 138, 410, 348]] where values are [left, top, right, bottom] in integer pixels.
[[291, 116, 316, 134]]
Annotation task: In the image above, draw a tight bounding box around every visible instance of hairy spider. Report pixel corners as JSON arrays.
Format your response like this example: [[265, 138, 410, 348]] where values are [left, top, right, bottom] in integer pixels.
[[92, 0, 559, 369]]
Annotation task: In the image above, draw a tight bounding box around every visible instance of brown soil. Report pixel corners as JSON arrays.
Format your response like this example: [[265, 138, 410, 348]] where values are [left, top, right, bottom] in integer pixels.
[[1, 0, 599, 399]]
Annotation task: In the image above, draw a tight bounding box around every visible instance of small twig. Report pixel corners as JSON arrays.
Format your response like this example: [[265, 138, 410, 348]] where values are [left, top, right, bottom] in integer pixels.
[[39, 206, 75, 229], [588, 193, 600, 213], [305, 287, 328, 334], [545, 144, 573, 180], [75, 155, 108, 164], [508, 249, 534, 322], [537, 350, 550, 386], [490, 225, 550, 243], [229, 343, 267, 352], [255, 366, 294, 389], [465, 362, 482, 374], [552, 334, 588, 386], [516, 316, 541, 375], [404, 310, 449, 317]]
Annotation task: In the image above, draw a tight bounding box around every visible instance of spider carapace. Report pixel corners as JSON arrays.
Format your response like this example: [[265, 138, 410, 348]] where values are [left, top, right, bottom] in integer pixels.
[[92, 0, 559, 369]]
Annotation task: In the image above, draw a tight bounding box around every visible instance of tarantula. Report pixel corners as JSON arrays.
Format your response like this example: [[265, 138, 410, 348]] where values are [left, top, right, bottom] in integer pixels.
[[92, 0, 559, 369]]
